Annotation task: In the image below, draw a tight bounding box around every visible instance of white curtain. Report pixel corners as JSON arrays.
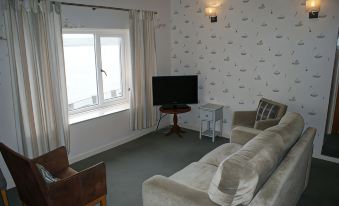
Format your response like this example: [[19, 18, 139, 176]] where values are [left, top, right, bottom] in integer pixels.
[[129, 10, 157, 130], [3, 0, 70, 158]]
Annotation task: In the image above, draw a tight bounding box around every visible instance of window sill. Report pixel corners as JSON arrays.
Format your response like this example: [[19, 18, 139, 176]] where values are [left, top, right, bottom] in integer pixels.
[[69, 103, 130, 125]]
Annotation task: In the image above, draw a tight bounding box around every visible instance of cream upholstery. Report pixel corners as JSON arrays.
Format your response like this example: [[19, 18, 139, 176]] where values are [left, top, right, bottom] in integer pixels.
[[209, 131, 285, 206], [143, 175, 218, 206], [199, 143, 242, 166], [232, 98, 288, 130], [266, 112, 305, 151], [170, 162, 218, 192], [208, 113, 304, 206], [230, 126, 262, 145], [249, 128, 316, 206], [143, 112, 316, 206]]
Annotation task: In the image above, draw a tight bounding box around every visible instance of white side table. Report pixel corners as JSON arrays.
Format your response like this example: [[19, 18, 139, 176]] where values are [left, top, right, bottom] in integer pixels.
[[199, 103, 224, 142]]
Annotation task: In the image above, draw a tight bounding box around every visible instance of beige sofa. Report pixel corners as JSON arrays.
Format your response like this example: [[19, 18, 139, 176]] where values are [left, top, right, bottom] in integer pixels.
[[143, 112, 316, 206]]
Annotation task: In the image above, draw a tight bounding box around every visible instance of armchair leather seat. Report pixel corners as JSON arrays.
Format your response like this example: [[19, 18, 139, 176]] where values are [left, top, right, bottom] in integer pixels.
[[55, 167, 78, 179]]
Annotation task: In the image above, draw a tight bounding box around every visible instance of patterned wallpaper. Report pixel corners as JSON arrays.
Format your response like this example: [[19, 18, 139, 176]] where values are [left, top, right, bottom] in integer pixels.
[[170, 0, 339, 156]]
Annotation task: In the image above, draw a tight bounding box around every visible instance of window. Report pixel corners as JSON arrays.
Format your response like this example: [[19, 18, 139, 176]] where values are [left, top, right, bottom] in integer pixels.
[[62, 29, 130, 117]]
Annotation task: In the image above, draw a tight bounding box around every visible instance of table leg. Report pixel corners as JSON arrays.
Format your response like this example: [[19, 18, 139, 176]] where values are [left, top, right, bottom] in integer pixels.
[[200, 121, 203, 140], [173, 113, 178, 127], [165, 113, 185, 137], [1, 190, 9, 206], [212, 121, 215, 142], [220, 120, 223, 138]]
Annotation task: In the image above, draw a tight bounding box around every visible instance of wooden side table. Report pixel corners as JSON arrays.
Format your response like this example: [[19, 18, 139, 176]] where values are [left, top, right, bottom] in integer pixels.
[[160, 106, 191, 137], [199, 103, 224, 142]]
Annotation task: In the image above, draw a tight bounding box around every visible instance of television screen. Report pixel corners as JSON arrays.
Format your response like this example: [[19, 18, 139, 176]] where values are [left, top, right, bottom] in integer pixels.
[[152, 75, 198, 106]]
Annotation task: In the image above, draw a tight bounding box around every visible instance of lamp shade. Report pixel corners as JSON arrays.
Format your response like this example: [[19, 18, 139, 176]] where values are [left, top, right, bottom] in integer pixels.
[[206, 0, 222, 7], [205, 7, 217, 16], [306, 0, 320, 12]]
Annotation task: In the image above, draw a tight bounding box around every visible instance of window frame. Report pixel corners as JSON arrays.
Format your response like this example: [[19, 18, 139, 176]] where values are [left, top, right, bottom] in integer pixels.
[[62, 28, 130, 116]]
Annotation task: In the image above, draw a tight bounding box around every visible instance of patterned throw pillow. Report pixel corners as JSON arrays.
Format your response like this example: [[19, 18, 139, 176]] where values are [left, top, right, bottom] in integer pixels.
[[36, 164, 60, 184], [256, 100, 279, 121]]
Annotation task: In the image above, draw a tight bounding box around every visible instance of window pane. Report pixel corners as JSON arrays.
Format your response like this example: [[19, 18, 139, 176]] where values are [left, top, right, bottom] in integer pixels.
[[63, 34, 98, 110], [100, 37, 123, 100]]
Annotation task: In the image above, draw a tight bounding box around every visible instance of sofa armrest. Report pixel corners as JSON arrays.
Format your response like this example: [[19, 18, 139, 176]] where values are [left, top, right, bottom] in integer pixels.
[[33, 146, 69, 175], [143, 175, 218, 206], [232, 111, 257, 129], [230, 126, 262, 145], [254, 118, 281, 130], [47, 162, 107, 205]]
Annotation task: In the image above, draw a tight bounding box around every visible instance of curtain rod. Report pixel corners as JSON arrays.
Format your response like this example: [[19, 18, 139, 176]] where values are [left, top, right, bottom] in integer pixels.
[[52, 1, 158, 14]]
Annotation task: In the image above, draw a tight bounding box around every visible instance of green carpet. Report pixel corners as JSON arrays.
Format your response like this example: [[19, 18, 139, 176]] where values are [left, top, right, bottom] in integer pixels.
[[1, 128, 339, 206]]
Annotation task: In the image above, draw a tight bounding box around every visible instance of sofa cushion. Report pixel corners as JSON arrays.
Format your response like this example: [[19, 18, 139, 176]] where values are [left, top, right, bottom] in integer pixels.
[[170, 162, 217, 192], [208, 131, 285, 206], [199, 143, 242, 167], [266, 112, 304, 151], [230, 126, 262, 145], [208, 112, 304, 206]]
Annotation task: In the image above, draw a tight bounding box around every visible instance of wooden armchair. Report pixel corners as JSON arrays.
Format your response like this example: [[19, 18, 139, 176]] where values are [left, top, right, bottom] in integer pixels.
[[0, 143, 107, 206], [0, 168, 9, 206]]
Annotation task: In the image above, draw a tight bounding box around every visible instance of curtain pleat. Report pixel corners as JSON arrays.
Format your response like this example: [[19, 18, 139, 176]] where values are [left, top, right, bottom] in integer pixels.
[[4, 0, 70, 157], [129, 10, 157, 130]]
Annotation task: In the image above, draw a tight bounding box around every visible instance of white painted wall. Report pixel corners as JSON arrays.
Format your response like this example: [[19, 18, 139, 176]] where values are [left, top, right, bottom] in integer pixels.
[[60, 0, 171, 161], [170, 0, 339, 161], [0, 0, 171, 188]]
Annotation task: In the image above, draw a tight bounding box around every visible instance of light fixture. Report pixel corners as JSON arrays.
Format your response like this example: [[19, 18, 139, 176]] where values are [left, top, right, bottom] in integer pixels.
[[206, 0, 222, 7], [306, 0, 320, 18], [205, 7, 218, 23], [205, 0, 222, 23]]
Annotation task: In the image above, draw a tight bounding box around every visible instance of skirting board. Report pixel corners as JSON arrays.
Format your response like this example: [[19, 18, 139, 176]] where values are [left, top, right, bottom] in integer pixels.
[[68, 122, 169, 164], [6, 121, 169, 189]]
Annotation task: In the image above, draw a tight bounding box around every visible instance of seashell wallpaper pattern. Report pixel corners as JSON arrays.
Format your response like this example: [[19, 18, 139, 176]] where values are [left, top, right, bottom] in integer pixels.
[[170, 0, 339, 156]]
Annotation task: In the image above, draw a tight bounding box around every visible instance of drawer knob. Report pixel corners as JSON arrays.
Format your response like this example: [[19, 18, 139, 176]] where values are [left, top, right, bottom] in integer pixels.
[[205, 115, 209, 117]]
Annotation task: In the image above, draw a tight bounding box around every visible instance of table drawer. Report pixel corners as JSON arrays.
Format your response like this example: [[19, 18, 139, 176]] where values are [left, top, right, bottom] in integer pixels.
[[200, 110, 213, 121]]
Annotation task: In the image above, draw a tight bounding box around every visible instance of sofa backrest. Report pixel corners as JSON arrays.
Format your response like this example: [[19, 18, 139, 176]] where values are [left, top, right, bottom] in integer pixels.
[[208, 112, 305, 206], [266, 112, 305, 151], [249, 127, 316, 206]]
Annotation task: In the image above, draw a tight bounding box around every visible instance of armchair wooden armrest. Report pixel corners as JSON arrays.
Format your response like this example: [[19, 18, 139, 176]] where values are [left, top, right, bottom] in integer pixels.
[[48, 162, 107, 206], [33, 146, 69, 175], [232, 111, 257, 129]]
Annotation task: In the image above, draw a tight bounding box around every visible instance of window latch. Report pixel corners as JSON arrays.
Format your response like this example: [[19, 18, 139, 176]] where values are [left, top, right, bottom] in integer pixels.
[[101, 69, 108, 76]]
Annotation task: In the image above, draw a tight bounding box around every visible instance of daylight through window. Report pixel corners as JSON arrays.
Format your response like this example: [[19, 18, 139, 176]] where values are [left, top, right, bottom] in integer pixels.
[[62, 29, 129, 115]]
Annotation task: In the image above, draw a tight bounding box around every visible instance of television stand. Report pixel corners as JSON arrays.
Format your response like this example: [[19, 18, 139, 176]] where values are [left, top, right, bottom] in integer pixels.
[[161, 104, 190, 110], [160, 105, 191, 137]]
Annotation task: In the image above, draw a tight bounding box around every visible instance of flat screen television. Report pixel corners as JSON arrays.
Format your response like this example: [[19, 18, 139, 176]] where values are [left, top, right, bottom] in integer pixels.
[[152, 75, 198, 108]]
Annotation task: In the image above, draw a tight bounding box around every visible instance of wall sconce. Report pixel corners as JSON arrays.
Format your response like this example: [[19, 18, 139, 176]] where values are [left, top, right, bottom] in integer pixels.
[[205, 7, 218, 23], [306, 0, 320, 19], [205, 0, 222, 23]]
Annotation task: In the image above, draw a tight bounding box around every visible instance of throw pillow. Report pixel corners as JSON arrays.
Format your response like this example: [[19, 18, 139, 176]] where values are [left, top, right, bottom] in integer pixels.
[[36, 164, 59, 184], [256, 100, 279, 121], [208, 131, 285, 206]]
